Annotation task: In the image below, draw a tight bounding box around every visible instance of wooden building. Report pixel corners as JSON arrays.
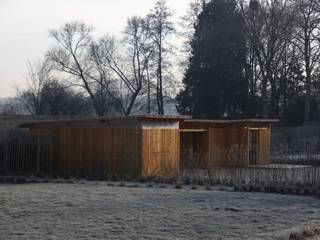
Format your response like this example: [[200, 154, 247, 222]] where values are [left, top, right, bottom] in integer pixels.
[[180, 119, 277, 170], [20, 116, 277, 177]]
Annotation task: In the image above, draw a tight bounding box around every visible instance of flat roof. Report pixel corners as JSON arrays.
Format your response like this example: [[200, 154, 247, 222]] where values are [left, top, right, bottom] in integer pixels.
[[184, 119, 279, 124], [19, 115, 279, 128], [19, 115, 190, 128]]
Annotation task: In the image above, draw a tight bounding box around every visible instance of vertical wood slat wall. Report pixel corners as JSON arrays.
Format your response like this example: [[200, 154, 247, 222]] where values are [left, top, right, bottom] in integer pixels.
[[258, 127, 271, 165], [26, 121, 272, 176], [181, 123, 272, 168], [208, 127, 249, 168], [33, 128, 143, 177], [0, 129, 52, 173], [2, 119, 273, 176], [142, 129, 180, 176], [32, 127, 181, 177]]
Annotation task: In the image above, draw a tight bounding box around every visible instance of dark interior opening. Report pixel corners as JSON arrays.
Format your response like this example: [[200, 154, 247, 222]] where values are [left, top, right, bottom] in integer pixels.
[[180, 132, 208, 169]]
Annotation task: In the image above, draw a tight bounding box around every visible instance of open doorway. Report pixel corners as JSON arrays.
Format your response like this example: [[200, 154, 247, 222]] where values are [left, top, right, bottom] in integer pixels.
[[249, 130, 260, 165], [180, 131, 208, 169]]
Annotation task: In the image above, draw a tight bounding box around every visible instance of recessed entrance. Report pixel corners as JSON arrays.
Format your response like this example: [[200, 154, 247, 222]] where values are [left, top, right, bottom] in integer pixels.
[[180, 130, 208, 169]]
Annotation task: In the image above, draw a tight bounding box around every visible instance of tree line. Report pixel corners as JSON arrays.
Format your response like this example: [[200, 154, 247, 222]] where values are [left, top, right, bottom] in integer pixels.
[[12, 0, 176, 117], [7, 0, 320, 126], [177, 0, 320, 126]]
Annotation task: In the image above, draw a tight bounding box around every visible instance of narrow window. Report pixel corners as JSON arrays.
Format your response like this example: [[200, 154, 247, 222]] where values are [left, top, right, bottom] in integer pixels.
[[249, 130, 259, 165]]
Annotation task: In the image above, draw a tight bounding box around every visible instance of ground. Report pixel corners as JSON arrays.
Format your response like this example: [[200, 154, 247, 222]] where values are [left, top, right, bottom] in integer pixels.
[[0, 182, 319, 240]]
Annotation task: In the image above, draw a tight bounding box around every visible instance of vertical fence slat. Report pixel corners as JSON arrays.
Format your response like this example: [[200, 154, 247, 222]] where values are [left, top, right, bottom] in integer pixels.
[[0, 128, 53, 175]]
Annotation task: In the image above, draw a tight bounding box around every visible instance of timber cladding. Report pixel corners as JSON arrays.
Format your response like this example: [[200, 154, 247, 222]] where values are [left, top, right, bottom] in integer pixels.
[[180, 119, 275, 169], [142, 129, 180, 176], [208, 127, 249, 168], [28, 117, 182, 177], [19, 116, 277, 177], [33, 128, 143, 176], [257, 128, 271, 165]]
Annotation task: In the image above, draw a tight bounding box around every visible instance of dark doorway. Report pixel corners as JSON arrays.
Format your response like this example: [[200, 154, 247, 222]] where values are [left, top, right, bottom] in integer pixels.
[[249, 130, 260, 165], [180, 131, 208, 169]]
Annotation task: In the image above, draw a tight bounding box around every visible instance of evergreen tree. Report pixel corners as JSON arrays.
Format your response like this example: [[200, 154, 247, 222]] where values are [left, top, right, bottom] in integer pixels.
[[176, 0, 248, 119]]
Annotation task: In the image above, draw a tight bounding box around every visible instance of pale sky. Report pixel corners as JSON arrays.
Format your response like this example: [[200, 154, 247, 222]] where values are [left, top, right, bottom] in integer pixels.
[[0, 0, 189, 97]]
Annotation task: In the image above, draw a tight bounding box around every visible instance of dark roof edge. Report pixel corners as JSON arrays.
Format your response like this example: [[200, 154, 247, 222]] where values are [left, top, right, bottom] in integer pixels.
[[18, 115, 279, 128], [184, 119, 279, 124], [18, 115, 191, 128]]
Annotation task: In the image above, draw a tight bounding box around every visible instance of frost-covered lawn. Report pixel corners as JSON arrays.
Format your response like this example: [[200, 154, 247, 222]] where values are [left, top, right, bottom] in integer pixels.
[[0, 182, 319, 240]]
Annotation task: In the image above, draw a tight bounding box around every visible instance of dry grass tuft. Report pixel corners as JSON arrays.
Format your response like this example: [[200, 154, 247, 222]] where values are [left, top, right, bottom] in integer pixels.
[[288, 223, 320, 240], [174, 181, 183, 189]]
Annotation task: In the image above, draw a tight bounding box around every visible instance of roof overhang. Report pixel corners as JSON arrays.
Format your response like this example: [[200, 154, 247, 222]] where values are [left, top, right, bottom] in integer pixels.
[[19, 115, 191, 128], [18, 115, 279, 129], [184, 119, 279, 124], [181, 119, 279, 129]]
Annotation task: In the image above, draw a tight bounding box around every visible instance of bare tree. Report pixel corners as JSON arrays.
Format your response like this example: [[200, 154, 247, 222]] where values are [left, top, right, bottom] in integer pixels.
[[147, 0, 175, 115], [90, 17, 154, 116], [293, 0, 320, 122], [241, 0, 296, 118], [0, 100, 22, 115], [47, 22, 108, 116], [17, 59, 92, 116], [238, 0, 262, 115], [17, 58, 52, 116]]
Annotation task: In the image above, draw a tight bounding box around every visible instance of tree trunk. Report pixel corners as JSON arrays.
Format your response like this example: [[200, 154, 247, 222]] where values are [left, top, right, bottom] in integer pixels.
[[125, 90, 140, 116], [269, 76, 278, 118], [304, 70, 311, 122], [157, 26, 164, 115], [261, 77, 268, 119], [304, 35, 311, 123], [147, 64, 151, 114]]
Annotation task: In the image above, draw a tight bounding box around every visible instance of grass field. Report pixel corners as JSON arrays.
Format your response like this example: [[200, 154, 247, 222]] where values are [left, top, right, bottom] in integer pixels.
[[0, 182, 319, 240]]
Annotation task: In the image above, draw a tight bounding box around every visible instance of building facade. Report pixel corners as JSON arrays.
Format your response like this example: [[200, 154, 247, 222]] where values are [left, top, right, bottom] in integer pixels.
[[20, 116, 277, 177]]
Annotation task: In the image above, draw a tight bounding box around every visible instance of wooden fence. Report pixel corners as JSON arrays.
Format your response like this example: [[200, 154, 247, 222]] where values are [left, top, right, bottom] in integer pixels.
[[0, 129, 52, 174]]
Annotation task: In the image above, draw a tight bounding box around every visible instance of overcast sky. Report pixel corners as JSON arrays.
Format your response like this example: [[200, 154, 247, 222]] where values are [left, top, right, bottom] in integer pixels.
[[0, 0, 189, 97]]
